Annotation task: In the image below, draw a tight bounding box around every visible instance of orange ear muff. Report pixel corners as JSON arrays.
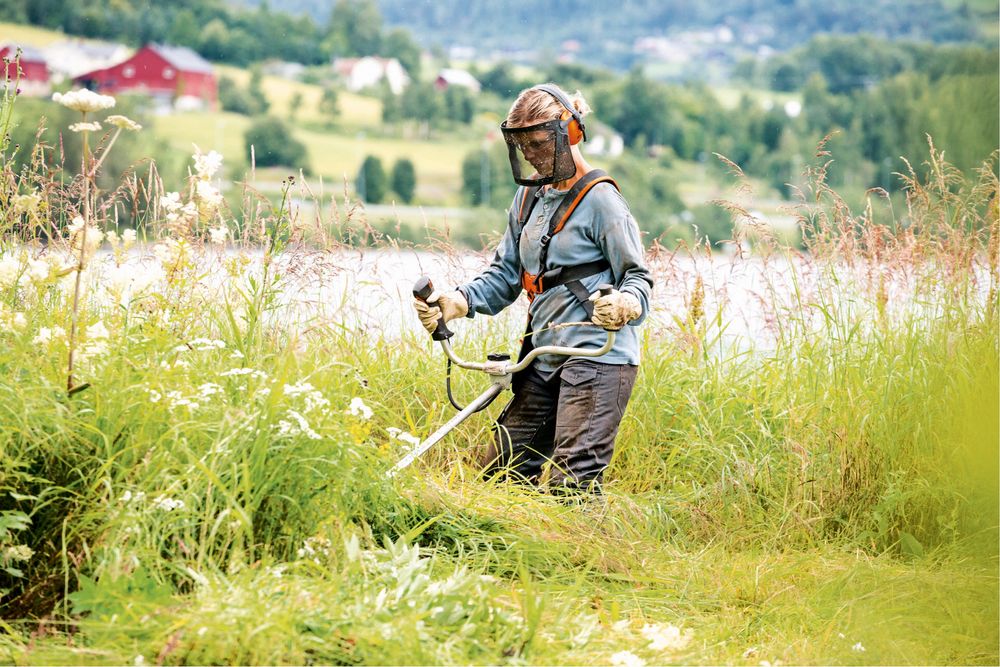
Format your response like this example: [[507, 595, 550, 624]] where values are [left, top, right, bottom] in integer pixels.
[[561, 109, 583, 145]]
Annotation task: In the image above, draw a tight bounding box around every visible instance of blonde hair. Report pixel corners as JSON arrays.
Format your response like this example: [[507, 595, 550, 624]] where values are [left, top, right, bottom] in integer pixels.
[[506, 84, 592, 128]]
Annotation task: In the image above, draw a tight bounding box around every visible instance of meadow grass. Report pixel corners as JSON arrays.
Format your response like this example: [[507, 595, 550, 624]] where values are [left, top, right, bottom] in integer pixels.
[[0, 22, 67, 47], [213, 64, 383, 129], [0, 81, 997, 666], [153, 110, 476, 204]]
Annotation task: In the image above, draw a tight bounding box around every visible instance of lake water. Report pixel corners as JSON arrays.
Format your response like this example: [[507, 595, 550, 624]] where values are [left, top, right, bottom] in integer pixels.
[[30, 243, 992, 361]]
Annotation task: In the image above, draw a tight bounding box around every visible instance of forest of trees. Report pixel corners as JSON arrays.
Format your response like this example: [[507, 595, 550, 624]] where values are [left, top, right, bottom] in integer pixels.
[[0, 0, 422, 71]]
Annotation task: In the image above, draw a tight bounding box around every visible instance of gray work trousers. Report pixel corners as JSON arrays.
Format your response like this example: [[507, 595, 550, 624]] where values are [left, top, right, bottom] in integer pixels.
[[482, 360, 638, 492]]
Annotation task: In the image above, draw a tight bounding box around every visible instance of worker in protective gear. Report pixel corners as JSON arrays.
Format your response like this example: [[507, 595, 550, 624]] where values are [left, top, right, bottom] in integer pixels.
[[413, 83, 653, 493]]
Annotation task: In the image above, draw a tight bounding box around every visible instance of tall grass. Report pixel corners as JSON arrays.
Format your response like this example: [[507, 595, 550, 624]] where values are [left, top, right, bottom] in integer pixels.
[[0, 79, 997, 665]]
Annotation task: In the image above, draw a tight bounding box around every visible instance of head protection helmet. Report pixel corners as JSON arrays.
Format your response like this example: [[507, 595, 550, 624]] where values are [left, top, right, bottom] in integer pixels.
[[500, 84, 588, 187]]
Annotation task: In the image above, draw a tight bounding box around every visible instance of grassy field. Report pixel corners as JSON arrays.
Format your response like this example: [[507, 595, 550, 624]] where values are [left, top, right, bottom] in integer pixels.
[[1, 26, 998, 666], [154, 110, 478, 204], [1, 82, 999, 664], [0, 21, 67, 46], [213, 64, 383, 129]]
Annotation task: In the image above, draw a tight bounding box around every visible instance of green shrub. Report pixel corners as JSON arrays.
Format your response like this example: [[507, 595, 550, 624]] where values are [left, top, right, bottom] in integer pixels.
[[244, 116, 310, 171]]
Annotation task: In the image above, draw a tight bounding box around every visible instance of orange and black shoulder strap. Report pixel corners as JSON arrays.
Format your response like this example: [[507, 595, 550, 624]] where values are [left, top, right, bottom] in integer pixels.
[[537, 169, 618, 265]]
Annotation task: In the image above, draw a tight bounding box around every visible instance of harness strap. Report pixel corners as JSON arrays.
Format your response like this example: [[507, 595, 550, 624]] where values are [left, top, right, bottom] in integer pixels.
[[535, 170, 618, 283]]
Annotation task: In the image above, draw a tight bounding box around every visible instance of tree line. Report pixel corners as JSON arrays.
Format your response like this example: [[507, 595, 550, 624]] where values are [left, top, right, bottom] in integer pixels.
[[0, 0, 422, 73]]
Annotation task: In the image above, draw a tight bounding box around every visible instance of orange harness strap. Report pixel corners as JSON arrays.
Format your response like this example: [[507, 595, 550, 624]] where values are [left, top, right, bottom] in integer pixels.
[[519, 173, 618, 302]]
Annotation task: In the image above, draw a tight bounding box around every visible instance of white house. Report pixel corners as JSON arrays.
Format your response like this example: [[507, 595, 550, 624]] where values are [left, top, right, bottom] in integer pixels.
[[434, 68, 481, 93], [332, 56, 409, 95]]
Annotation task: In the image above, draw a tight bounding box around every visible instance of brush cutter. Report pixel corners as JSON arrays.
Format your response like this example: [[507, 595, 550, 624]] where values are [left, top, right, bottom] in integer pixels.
[[387, 276, 616, 477]]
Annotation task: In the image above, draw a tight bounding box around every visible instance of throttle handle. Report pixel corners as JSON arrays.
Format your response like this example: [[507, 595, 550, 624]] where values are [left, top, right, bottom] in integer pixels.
[[413, 276, 454, 341]]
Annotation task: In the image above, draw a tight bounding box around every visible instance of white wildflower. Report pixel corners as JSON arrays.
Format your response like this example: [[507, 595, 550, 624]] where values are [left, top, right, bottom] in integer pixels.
[[193, 149, 223, 179], [52, 89, 116, 113], [154, 237, 192, 268], [0, 255, 21, 288], [220, 367, 255, 377], [148, 389, 161, 403], [347, 396, 373, 420], [69, 121, 102, 133], [134, 654, 146, 666], [85, 321, 110, 340], [198, 382, 224, 398], [296, 536, 331, 563], [195, 180, 223, 209], [165, 390, 199, 411], [66, 216, 104, 258], [10, 312, 26, 330], [160, 192, 182, 211], [192, 338, 225, 351], [76, 339, 108, 363], [3, 544, 34, 562], [387, 427, 420, 448], [610, 651, 646, 667], [641, 623, 692, 652], [279, 409, 322, 440], [120, 489, 145, 504], [229, 349, 244, 359], [12, 192, 42, 216], [852, 642, 865, 652], [26, 257, 50, 283], [122, 228, 137, 245], [152, 495, 185, 511], [32, 326, 64, 345], [208, 225, 228, 245], [105, 114, 142, 131]]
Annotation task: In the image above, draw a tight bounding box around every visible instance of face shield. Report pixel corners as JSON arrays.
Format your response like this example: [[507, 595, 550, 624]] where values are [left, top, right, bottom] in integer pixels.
[[500, 118, 577, 187]]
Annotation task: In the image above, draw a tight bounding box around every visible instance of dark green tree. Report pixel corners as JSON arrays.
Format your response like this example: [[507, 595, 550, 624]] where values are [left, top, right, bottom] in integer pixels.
[[478, 61, 523, 97], [326, 0, 382, 56], [390, 158, 416, 203], [218, 76, 268, 116], [247, 65, 271, 114], [382, 28, 421, 80], [460, 143, 511, 208], [319, 86, 340, 125], [357, 155, 387, 203], [443, 85, 474, 124], [245, 117, 310, 171]]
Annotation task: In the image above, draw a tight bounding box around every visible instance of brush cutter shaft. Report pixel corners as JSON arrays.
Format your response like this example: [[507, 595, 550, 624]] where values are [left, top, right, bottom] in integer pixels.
[[388, 382, 507, 476], [438, 328, 616, 375]]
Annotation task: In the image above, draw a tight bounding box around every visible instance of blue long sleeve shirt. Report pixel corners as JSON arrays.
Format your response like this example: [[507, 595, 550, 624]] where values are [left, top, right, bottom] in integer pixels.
[[457, 181, 653, 373]]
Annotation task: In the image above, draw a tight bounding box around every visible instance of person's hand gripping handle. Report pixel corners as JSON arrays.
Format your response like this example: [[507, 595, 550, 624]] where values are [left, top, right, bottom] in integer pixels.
[[413, 276, 455, 341]]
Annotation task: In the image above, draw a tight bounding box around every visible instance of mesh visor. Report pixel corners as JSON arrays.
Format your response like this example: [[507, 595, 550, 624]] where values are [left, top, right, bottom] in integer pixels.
[[501, 119, 576, 186]]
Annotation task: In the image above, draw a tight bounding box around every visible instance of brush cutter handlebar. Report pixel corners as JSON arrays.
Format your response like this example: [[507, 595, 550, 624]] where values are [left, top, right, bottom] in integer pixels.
[[389, 279, 616, 477]]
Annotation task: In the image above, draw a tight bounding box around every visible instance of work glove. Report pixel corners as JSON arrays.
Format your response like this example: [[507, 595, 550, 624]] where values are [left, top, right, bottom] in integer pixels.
[[589, 289, 642, 331], [413, 289, 469, 334]]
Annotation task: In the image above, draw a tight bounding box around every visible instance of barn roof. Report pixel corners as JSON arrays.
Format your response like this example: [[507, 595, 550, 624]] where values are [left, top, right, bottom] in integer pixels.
[[148, 44, 213, 74], [0, 43, 47, 63]]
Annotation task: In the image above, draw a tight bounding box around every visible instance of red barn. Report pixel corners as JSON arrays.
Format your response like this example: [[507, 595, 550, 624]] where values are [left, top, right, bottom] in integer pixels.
[[0, 44, 50, 96], [74, 44, 216, 111]]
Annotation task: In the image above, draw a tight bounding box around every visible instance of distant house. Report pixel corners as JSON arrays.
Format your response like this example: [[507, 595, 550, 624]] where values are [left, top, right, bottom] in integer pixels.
[[581, 120, 625, 158], [44, 39, 131, 83], [434, 68, 480, 93], [262, 60, 306, 81], [74, 44, 217, 112], [333, 56, 409, 95], [0, 44, 50, 96]]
